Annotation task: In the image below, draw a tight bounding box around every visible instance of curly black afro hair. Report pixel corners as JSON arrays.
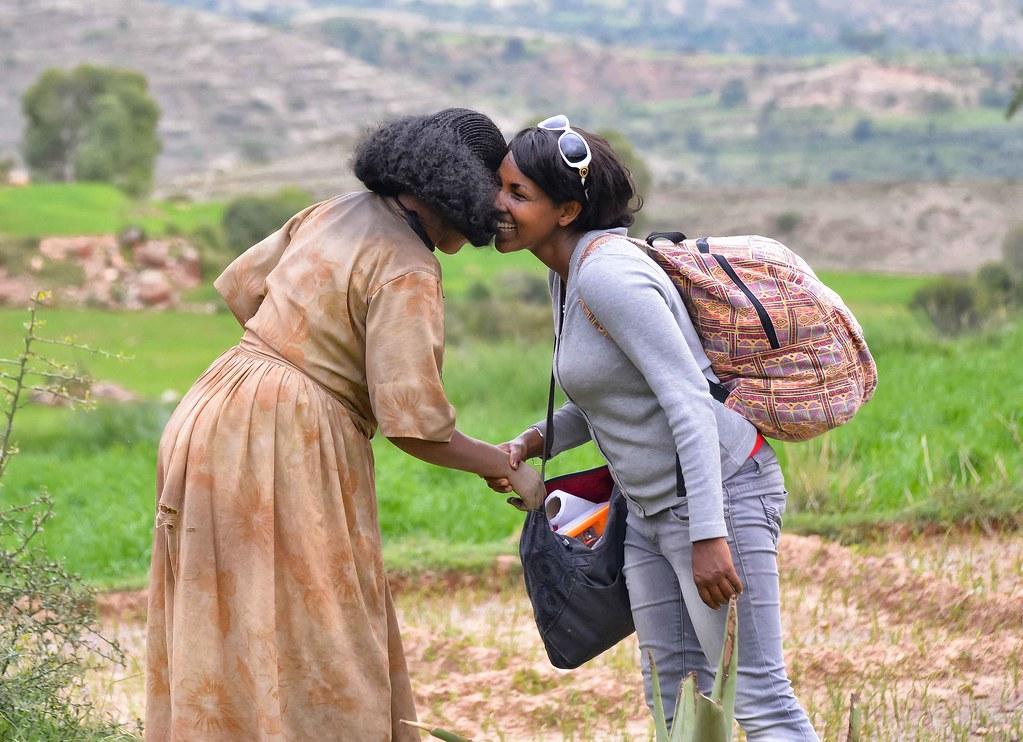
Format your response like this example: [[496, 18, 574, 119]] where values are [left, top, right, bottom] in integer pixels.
[[352, 109, 507, 246]]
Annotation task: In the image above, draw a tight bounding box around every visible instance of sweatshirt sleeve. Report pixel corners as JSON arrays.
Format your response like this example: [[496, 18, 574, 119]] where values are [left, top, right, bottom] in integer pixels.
[[534, 400, 592, 458], [577, 247, 726, 541]]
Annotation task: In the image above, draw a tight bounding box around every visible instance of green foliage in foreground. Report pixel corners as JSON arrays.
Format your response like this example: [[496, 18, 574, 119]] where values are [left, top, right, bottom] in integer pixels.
[[650, 598, 739, 742], [0, 268, 1020, 586], [0, 299, 135, 740]]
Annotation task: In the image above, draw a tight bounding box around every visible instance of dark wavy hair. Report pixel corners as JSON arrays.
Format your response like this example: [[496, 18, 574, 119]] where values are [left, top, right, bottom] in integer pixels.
[[508, 126, 641, 232], [352, 109, 507, 246]]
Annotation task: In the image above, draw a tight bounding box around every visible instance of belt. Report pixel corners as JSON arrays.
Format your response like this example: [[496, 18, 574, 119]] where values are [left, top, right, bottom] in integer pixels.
[[749, 431, 765, 459], [236, 332, 375, 439]]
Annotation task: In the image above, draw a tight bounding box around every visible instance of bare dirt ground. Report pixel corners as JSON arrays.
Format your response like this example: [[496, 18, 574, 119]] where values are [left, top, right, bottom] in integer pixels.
[[92, 531, 1023, 740]]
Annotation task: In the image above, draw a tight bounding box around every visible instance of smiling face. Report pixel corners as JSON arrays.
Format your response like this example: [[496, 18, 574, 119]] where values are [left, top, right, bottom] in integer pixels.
[[493, 153, 582, 254]]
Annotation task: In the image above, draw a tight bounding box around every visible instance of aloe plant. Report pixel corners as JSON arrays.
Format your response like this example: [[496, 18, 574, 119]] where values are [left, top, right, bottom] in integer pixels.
[[847, 692, 862, 742], [400, 719, 473, 742], [404, 596, 863, 741], [650, 596, 739, 742]]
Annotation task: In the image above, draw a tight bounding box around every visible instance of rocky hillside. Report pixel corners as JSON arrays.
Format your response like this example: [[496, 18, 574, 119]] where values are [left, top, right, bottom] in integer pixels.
[[643, 180, 1023, 275], [1, 0, 1019, 192], [0, 0, 450, 178], [164, 0, 1023, 55]]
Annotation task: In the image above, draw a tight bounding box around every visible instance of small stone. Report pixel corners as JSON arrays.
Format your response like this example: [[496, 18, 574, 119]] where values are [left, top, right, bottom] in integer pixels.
[[134, 240, 171, 269], [133, 269, 175, 308]]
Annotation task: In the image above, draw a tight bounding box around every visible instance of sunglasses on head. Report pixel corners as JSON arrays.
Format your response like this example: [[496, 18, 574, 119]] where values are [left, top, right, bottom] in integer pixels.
[[536, 114, 592, 199]]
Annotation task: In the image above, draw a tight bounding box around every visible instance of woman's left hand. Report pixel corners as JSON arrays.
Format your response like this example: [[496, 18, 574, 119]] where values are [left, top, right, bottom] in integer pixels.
[[505, 462, 546, 511], [692, 537, 743, 610]]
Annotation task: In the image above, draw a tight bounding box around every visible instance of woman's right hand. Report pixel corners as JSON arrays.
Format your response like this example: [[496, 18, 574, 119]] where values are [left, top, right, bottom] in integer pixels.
[[482, 428, 543, 493], [504, 428, 540, 468]]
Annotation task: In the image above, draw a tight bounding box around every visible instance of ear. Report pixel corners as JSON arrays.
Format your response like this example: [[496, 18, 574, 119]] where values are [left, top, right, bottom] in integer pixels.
[[557, 200, 583, 227]]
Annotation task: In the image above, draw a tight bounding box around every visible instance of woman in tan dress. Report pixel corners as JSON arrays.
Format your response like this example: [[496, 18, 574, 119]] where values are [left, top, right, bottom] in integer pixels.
[[145, 109, 545, 741]]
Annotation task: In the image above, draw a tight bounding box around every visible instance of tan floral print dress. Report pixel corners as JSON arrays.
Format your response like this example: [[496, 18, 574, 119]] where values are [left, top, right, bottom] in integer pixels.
[[145, 192, 456, 741]]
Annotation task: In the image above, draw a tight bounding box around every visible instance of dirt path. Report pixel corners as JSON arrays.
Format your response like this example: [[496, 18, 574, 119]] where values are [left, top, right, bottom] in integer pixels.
[[92, 532, 1023, 740]]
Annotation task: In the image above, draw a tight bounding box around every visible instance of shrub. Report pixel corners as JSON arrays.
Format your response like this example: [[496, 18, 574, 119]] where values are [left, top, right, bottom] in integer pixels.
[[596, 129, 653, 202], [774, 211, 802, 234], [979, 86, 1010, 109], [919, 92, 956, 115], [975, 261, 1015, 308], [22, 65, 160, 197], [1002, 224, 1023, 279], [685, 126, 707, 152], [501, 270, 550, 306], [189, 224, 233, 278], [910, 276, 982, 336], [851, 117, 875, 142], [222, 188, 312, 255], [445, 296, 550, 346], [465, 280, 492, 302], [501, 37, 528, 62], [0, 295, 134, 739], [719, 78, 748, 108]]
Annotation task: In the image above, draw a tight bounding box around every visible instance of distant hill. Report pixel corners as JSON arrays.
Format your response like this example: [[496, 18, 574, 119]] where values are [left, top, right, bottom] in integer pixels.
[[1, 0, 1020, 193], [161, 0, 1023, 56], [285, 10, 1023, 188], [0, 0, 450, 179]]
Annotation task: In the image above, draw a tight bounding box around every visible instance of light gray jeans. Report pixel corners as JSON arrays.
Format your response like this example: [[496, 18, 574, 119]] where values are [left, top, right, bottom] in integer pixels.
[[622, 444, 819, 741]]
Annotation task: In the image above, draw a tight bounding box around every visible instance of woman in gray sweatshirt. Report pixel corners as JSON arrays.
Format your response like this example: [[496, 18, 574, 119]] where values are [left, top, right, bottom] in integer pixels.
[[487, 117, 819, 740]]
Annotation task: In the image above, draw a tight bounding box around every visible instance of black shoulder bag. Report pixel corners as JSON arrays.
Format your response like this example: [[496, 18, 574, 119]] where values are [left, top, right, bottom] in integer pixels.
[[518, 277, 636, 670]]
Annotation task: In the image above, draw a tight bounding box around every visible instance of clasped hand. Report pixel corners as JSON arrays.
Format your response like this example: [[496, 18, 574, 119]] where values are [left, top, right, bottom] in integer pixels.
[[484, 431, 543, 511]]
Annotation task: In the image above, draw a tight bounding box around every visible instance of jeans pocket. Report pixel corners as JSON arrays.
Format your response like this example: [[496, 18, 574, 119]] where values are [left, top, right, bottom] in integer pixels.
[[759, 490, 786, 547], [668, 499, 689, 523]]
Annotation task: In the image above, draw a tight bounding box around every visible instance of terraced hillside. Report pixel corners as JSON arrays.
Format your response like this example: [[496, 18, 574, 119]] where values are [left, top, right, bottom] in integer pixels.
[[165, 0, 1023, 55], [1, 0, 1020, 191], [0, 0, 449, 178]]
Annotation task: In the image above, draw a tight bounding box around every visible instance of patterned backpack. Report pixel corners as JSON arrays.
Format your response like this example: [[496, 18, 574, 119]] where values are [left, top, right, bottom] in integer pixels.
[[583, 232, 878, 442]]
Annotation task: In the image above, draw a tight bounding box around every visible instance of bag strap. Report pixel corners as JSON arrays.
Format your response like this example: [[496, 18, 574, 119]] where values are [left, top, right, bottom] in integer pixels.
[[543, 232, 620, 476], [577, 232, 626, 266], [645, 231, 687, 245], [541, 277, 566, 482]]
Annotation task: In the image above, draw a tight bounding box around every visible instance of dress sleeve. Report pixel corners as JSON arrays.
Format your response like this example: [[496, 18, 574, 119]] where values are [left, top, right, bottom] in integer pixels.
[[366, 270, 456, 442], [214, 202, 321, 326]]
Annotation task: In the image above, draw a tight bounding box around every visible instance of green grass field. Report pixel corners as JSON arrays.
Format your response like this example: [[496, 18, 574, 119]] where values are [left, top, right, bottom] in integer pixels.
[[0, 183, 224, 238], [1, 247, 1021, 587]]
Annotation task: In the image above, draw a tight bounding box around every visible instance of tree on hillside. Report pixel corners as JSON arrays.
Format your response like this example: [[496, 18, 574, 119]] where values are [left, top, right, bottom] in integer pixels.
[[1009, 75, 1023, 119], [21, 65, 161, 197], [719, 78, 748, 108], [595, 128, 653, 202]]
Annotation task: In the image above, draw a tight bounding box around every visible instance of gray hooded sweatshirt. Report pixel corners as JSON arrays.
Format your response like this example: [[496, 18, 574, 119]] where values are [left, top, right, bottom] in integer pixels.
[[534, 229, 758, 542]]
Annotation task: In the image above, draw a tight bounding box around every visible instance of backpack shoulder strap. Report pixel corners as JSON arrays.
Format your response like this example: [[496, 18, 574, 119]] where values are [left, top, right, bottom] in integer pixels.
[[576, 233, 650, 337], [578, 232, 650, 267]]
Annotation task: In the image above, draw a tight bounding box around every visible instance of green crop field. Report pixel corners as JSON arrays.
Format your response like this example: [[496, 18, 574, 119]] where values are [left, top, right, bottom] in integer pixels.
[[2, 245, 1020, 588], [0, 183, 224, 238]]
